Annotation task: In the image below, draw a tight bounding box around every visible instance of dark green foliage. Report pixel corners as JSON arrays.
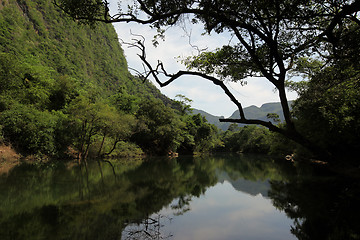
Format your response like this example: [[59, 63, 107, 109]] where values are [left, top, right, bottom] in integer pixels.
[[291, 25, 360, 160], [184, 45, 254, 83], [54, 0, 107, 25], [0, 0, 225, 159], [221, 125, 270, 154], [48, 75, 80, 110], [293, 67, 360, 158], [0, 104, 59, 155], [131, 97, 185, 155], [179, 114, 222, 154]]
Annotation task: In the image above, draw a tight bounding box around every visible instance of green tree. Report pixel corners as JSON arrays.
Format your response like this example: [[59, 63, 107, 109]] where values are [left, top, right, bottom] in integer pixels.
[[66, 96, 138, 160], [109, 87, 140, 114], [174, 94, 193, 115], [132, 97, 185, 155], [66, 96, 104, 161], [292, 64, 360, 160], [0, 104, 59, 156], [55, 0, 360, 161], [178, 114, 222, 154], [95, 105, 137, 157], [222, 125, 270, 154], [286, 23, 360, 161], [48, 75, 79, 110]]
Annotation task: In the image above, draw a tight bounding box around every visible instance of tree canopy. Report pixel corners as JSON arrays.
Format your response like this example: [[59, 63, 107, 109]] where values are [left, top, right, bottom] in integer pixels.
[[55, 0, 360, 161]]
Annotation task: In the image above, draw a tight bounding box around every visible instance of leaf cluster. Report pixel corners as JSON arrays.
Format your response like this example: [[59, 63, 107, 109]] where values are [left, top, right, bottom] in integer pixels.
[[183, 45, 257, 82]]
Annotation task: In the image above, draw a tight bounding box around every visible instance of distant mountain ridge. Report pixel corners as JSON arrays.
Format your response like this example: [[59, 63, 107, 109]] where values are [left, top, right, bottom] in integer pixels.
[[192, 101, 293, 131]]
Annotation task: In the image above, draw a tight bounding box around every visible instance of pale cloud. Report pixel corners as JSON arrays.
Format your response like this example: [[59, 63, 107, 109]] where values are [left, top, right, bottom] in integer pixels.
[[108, 0, 298, 117]]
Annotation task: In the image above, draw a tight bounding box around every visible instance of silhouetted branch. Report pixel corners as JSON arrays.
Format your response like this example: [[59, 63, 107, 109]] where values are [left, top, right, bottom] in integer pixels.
[[121, 35, 288, 135], [123, 214, 173, 240]]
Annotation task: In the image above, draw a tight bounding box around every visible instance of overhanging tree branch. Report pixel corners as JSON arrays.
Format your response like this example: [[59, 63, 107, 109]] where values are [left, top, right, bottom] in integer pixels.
[[122, 36, 327, 156], [54, 0, 359, 159], [123, 37, 291, 131]]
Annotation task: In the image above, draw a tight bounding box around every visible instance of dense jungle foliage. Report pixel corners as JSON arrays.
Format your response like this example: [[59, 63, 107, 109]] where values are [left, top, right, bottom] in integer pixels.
[[1, 0, 359, 165], [55, 0, 360, 164], [0, 0, 225, 160]]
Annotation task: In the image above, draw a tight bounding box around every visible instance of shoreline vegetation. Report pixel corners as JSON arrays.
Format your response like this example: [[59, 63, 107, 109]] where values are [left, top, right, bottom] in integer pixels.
[[0, 142, 146, 174], [1, 0, 359, 171]]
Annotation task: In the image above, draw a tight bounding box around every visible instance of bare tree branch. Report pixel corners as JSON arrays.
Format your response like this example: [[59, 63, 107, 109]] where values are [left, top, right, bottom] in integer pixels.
[[120, 36, 293, 133], [121, 35, 327, 154]]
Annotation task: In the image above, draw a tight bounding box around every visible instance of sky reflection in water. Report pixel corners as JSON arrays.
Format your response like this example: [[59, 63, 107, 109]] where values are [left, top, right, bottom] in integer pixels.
[[4, 154, 356, 240], [125, 176, 295, 240]]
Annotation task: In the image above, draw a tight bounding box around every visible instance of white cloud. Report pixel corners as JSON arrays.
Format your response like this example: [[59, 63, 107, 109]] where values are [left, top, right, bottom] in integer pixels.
[[107, 0, 298, 117]]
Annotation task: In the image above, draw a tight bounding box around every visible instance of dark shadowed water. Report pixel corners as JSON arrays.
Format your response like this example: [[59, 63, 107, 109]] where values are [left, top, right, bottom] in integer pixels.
[[0, 154, 359, 240]]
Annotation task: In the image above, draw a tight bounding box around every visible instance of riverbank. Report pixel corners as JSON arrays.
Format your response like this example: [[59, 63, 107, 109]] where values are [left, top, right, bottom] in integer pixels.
[[0, 144, 21, 174], [0, 143, 146, 174]]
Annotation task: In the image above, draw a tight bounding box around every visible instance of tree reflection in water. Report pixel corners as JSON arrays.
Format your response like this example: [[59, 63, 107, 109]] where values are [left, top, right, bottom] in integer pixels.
[[0, 156, 218, 240], [122, 214, 173, 240], [0, 155, 359, 239], [269, 164, 360, 240]]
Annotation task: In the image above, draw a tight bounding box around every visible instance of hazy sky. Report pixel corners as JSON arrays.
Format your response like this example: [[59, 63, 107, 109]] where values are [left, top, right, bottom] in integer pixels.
[[107, 0, 298, 117]]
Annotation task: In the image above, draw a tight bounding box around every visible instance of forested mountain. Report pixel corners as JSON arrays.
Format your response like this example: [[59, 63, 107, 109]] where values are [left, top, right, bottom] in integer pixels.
[[193, 102, 292, 131], [0, 0, 222, 159]]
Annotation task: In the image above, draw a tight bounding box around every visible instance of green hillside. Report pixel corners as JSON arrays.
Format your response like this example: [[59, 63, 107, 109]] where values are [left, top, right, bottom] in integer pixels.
[[190, 109, 229, 130], [0, 0, 222, 159], [0, 0, 167, 104]]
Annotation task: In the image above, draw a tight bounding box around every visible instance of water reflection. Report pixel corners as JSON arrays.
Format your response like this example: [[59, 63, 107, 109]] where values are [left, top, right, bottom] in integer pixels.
[[216, 154, 284, 198], [0, 154, 358, 239], [122, 214, 173, 240], [148, 155, 294, 240], [269, 165, 360, 240]]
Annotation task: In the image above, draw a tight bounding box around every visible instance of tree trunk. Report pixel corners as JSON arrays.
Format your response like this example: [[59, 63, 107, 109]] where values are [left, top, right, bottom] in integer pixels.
[[97, 133, 106, 158]]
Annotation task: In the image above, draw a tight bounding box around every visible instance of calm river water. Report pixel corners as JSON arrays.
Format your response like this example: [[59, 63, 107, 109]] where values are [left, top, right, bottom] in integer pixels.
[[0, 154, 359, 239]]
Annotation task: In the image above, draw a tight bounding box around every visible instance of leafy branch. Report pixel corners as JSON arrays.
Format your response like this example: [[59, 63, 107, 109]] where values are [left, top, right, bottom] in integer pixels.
[[121, 35, 287, 132]]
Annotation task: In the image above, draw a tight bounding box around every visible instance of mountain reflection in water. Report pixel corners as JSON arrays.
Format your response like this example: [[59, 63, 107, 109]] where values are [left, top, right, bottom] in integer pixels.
[[0, 154, 359, 240]]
